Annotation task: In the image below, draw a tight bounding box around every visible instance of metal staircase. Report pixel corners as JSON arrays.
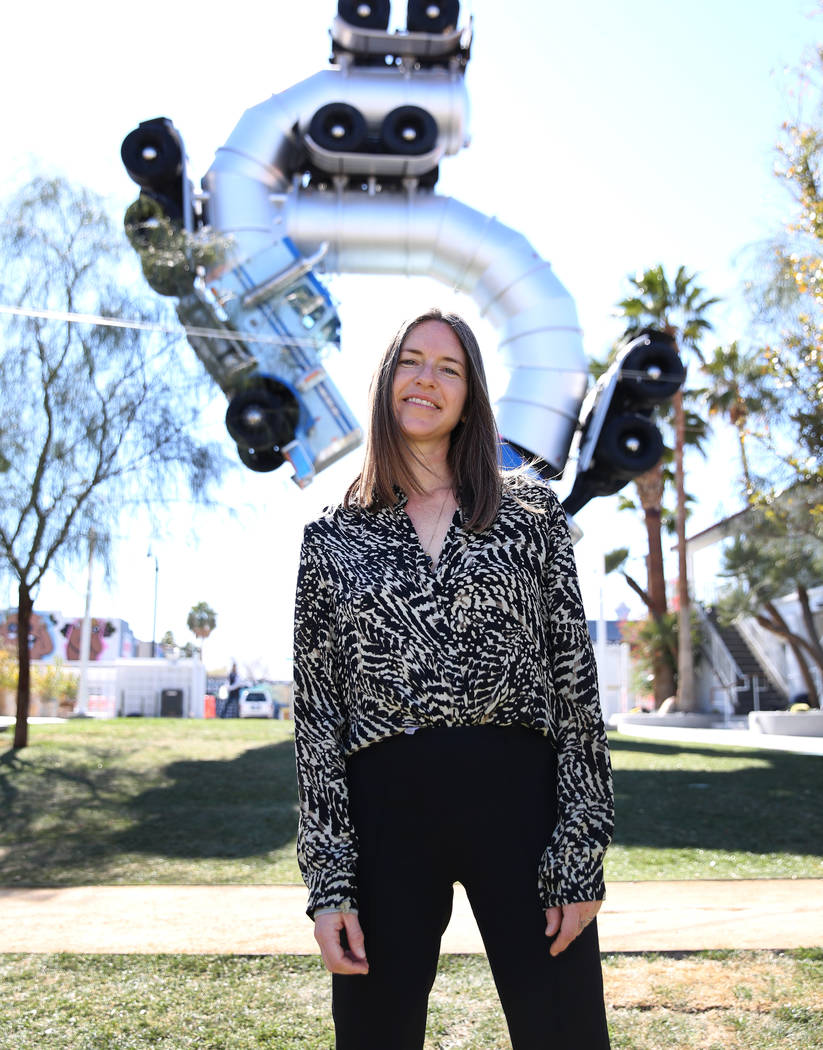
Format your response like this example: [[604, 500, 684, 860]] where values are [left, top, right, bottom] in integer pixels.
[[702, 607, 787, 713]]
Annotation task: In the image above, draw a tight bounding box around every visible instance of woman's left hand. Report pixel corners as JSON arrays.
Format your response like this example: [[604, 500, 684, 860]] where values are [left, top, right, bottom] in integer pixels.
[[544, 899, 602, 957]]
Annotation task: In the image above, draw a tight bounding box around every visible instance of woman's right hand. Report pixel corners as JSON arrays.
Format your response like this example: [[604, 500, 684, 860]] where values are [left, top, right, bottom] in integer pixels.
[[314, 910, 369, 974]]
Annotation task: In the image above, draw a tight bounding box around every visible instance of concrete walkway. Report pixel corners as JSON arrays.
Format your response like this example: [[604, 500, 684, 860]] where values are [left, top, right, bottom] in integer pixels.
[[1, 880, 821, 955], [612, 720, 823, 757]]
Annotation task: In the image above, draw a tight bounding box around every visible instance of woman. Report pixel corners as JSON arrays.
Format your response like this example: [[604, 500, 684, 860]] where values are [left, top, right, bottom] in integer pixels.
[[293, 309, 613, 1049]]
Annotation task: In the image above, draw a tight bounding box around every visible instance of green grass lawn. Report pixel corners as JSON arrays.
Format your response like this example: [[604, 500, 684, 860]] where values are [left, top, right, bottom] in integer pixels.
[[1, 718, 821, 886], [1, 950, 821, 1049], [2, 719, 823, 1048]]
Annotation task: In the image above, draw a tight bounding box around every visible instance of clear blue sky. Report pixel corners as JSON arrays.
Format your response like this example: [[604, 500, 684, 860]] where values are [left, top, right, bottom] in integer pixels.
[[1, 0, 820, 675]]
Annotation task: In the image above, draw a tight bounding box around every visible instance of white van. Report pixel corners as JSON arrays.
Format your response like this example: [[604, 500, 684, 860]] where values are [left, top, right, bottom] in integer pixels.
[[238, 685, 276, 719]]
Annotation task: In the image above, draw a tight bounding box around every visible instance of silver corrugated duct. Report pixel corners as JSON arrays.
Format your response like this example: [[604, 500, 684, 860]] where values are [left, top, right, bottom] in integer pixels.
[[203, 66, 469, 262], [278, 190, 587, 472]]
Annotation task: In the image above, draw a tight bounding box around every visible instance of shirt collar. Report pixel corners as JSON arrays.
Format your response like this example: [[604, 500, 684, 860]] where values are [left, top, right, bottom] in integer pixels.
[[389, 485, 466, 528]]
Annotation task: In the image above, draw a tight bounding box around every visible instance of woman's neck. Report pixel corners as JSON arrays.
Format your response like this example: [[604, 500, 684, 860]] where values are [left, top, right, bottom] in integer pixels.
[[406, 443, 453, 497]]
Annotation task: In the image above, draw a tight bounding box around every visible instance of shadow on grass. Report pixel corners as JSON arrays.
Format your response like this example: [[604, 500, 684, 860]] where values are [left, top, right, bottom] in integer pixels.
[[0, 737, 300, 880], [3, 729, 822, 884], [114, 739, 299, 860], [610, 737, 823, 856]]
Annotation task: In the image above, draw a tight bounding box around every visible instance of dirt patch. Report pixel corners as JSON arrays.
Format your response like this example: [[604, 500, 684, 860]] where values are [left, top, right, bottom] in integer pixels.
[[603, 953, 821, 1011]]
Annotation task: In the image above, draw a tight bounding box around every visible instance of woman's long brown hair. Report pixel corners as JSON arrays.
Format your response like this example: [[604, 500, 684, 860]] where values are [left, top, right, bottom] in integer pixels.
[[344, 309, 502, 531]]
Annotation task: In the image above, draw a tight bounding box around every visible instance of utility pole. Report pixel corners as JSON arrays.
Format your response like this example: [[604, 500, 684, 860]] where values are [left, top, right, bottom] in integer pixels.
[[76, 529, 96, 716], [148, 549, 159, 657]]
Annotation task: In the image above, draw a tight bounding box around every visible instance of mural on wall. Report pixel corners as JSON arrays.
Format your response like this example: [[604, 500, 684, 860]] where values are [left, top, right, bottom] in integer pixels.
[[0, 610, 137, 663], [0, 610, 59, 661]]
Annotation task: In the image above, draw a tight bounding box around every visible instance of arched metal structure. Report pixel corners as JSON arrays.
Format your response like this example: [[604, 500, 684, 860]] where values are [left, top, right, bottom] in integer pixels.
[[122, 2, 681, 506]]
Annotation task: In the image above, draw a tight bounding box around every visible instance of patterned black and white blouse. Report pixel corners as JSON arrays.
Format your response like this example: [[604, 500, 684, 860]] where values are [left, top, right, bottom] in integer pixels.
[[292, 477, 613, 917]]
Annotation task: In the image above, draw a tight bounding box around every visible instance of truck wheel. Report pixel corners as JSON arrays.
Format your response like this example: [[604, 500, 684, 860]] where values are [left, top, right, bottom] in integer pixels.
[[237, 446, 285, 472], [619, 334, 685, 404], [596, 414, 663, 479], [225, 386, 298, 450], [121, 118, 183, 189]]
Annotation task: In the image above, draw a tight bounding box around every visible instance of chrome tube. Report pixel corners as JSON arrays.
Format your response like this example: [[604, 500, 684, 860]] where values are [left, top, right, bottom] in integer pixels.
[[280, 190, 587, 470]]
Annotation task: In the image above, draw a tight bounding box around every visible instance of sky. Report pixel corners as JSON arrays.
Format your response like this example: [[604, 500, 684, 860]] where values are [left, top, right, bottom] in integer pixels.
[[1, 0, 820, 678]]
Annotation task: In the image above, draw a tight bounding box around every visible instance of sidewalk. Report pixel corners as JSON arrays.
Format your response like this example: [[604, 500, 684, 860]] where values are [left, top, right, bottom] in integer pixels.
[[1, 880, 820, 955], [612, 720, 823, 757]]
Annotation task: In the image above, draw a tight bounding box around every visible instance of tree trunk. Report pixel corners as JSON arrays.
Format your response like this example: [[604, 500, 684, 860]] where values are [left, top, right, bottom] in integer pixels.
[[784, 638, 821, 708], [13, 582, 33, 750], [633, 464, 675, 705], [797, 585, 823, 670], [759, 602, 820, 707], [673, 389, 697, 712], [676, 390, 692, 709], [736, 423, 754, 497]]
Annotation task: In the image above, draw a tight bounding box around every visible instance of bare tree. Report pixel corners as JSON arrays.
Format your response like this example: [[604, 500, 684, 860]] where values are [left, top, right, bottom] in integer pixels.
[[0, 177, 229, 748]]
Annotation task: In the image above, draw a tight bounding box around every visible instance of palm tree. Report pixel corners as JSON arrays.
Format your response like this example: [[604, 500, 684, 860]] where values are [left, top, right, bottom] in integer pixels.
[[702, 342, 779, 498], [617, 265, 719, 712], [187, 601, 217, 662], [593, 342, 708, 705]]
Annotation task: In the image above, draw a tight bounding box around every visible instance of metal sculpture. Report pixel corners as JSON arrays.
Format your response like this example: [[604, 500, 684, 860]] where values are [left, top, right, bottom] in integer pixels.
[[121, 0, 682, 510]]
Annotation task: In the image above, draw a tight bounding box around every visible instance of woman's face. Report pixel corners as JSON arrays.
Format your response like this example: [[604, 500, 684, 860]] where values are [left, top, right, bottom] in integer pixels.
[[391, 320, 468, 450]]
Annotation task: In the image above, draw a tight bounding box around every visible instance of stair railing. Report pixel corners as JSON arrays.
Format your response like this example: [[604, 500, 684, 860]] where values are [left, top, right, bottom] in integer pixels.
[[695, 602, 747, 719], [733, 616, 791, 700]]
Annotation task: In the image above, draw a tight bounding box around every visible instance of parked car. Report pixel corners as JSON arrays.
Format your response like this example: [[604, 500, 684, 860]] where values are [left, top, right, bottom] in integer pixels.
[[238, 685, 276, 719]]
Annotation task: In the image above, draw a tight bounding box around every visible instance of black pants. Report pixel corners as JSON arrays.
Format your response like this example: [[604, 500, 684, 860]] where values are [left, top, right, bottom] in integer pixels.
[[332, 725, 610, 1050]]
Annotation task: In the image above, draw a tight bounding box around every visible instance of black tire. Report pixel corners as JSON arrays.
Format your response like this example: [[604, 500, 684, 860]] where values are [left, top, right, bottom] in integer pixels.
[[308, 103, 368, 153], [121, 118, 183, 189], [406, 0, 459, 33], [225, 385, 299, 450], [380, 106, 438, 156], [619, 335, 685, 404], [337, 0, 390, 29], [237, 446, 286, 473], [595, 413, 663, 479]]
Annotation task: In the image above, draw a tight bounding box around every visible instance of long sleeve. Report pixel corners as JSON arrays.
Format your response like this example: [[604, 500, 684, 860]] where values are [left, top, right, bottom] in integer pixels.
[[538, 490, 614, 907], [292, 528, 359, 917]]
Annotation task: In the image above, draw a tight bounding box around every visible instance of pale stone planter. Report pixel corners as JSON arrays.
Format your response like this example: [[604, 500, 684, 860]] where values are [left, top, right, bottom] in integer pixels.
[[615, 712, 715, 730], [749, 711, 823, 737]]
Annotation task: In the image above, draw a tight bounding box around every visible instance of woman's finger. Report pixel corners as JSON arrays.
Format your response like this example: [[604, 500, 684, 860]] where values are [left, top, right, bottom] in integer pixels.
[[314, 912, 369, 974], [547, 900, 602, 957], [544, 906, 562, 939], [341, 913, 368, 963]]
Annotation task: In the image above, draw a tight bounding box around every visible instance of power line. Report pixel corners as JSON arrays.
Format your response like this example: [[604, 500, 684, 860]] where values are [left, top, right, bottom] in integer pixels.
[[0, 303, 324, 351], [0, 303, 692, 383]]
